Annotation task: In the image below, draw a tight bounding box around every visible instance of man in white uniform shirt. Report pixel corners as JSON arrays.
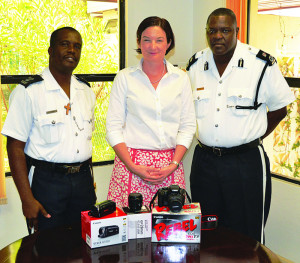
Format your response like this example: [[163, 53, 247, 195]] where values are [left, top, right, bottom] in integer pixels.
[[2, 27, 96, 232], [187, 8, 295, 242]]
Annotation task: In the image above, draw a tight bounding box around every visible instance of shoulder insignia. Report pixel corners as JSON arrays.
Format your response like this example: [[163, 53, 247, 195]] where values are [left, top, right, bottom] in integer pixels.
[[186, 53, 198, 71], [256, 50, 276, 66], [20, 75, 43, 88], [75, 75, 91, 87]]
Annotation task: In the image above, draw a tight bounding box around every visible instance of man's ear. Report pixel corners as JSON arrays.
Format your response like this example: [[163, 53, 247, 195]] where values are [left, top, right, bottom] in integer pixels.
[[236, 27, 240, 37], [48, 47, 52, 56]]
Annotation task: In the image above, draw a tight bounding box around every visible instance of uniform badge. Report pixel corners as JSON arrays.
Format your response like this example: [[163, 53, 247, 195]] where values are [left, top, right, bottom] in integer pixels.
[[204, 61, 209, 71], [238, 58, 244, 67]]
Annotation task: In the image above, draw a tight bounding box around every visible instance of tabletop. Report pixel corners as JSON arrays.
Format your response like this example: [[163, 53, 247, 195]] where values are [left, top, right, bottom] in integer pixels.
[[0, 224, 282, 263]]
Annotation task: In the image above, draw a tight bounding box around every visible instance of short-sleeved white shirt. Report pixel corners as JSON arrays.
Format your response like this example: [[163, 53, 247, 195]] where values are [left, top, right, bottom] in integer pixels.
[[106, 59, 196, 150], [2, 67, 96, 163], [188, 41, 295, 147]]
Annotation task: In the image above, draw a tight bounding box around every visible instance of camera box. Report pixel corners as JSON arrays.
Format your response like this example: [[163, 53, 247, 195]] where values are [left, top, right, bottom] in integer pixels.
[[81, 207, 128, 249], [151, 203, 201, 243], [122, 206, 152, 239]]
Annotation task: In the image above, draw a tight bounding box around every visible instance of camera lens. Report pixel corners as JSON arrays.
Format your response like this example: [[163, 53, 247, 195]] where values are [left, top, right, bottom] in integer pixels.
[[168, 194, 185, 213], [128, 192, 143, 212]]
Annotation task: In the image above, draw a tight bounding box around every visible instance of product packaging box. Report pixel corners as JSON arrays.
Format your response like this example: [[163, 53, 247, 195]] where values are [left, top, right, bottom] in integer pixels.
[[151, 203, 201, 243], [81, 207, 128, 248], [123, 206, 152, 239]]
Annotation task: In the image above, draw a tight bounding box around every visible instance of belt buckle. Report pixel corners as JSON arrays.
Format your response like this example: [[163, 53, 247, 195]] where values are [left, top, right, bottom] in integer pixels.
[[212, 147, 222, 157], [67, 165, 81, 174]]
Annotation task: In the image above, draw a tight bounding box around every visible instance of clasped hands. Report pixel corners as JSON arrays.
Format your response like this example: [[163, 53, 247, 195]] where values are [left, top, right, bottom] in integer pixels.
[[130, 163, 178, 185]]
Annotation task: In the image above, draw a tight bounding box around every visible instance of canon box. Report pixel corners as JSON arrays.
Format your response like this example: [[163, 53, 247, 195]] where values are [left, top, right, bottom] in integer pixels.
[[123, 206, 152, 239], [81, 207, 128, 248], [151, 203, 201, 243]]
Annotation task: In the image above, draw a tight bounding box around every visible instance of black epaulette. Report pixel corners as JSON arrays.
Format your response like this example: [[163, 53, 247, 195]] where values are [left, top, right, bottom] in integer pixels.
[[75, 75, 91, 87], [256, 50, 276, 66], [186, 53, 198, 71], [20, 75, 44, 88]]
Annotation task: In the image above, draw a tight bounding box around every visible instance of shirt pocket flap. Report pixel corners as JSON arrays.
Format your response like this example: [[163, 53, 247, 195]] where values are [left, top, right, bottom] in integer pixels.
[[228, 88, 253, 99], [38, 113, 64, 126], [193, 90, 211, 101]]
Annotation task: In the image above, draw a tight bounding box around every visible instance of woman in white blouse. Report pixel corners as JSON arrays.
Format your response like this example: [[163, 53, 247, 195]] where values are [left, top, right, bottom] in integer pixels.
[[106, 16, 196, 208]]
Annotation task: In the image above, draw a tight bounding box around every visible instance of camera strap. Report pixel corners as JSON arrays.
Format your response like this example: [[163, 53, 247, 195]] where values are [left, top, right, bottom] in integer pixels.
[[201, 215, 218, 230], [149, 188, 192, 211]]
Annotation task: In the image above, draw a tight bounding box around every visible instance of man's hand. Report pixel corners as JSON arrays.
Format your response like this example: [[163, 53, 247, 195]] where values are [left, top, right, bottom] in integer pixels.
[[23, 198, 51, 232], [6, 136, 51, 232]]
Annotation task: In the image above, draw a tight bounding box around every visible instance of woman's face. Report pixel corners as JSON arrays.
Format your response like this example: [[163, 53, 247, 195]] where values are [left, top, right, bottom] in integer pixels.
[[138, 26, 171, 63]]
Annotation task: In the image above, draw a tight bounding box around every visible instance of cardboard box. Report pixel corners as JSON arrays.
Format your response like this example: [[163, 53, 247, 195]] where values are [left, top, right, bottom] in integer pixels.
[[81, 207, 128, 248], [123, 206, 152, 239], [151, 203, 201, 243]]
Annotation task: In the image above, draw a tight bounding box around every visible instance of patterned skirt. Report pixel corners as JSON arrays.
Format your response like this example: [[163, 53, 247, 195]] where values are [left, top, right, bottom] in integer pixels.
[[107, 148, 186, 209]]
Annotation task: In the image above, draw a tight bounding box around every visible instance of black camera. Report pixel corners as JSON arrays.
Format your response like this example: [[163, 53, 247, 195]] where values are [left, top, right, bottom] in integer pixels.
[[128, 192, 143, 213], [98, 225, 119, 238], [88, 200, 116, 218], [150, 185, 191, 213], [157, 185, 186, 212]]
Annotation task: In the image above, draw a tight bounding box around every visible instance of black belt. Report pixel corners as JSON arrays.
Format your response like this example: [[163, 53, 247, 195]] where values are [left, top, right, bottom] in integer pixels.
[[198, 139, 261, 157], [26, 155, 90, 174]]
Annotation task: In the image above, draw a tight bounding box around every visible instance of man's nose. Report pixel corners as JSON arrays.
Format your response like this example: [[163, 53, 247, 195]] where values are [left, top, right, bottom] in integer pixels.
[[68, 44, 76, 53]]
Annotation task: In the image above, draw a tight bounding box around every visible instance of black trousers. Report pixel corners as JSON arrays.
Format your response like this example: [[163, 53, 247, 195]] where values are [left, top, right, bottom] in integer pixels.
[[190, 144, 271, 243], [30, 164, 96, 231]]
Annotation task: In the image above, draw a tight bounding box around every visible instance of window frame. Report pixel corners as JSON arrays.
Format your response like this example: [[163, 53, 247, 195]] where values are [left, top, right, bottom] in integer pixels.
[[1, 0, 125, 175], [247, 0, 300, 185]]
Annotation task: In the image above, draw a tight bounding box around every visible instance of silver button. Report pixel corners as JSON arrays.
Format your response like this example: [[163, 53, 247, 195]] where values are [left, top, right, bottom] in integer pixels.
[[217, 108, 220, 112], [218, 93, 221, 96], [75, 132, 78, 136], [52, 120, 56, 124], [239, 95, 242, 98], [73, 116, 76, 120], [215, 124, 218, 127], [219, 80, 222, 84], [77, 149, 79, 153]]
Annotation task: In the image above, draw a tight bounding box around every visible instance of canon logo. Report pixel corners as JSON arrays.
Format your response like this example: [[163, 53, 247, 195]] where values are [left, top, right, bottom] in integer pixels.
[[207, 217, 217, 221]]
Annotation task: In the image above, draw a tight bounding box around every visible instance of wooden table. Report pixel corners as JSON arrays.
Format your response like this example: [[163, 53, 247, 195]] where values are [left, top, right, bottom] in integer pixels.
[[0, 224, 282, 262]]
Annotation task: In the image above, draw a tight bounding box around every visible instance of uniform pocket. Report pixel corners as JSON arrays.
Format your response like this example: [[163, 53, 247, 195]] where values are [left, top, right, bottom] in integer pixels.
[[37, 113, 64, 144], [227, 88, 253, 116], [193, 90, 210, 118]]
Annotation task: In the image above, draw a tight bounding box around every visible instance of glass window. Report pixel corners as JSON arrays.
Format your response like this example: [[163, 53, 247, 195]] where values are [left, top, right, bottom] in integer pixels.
[[249, 0, 300, 181], [0, 0, 121, 172]]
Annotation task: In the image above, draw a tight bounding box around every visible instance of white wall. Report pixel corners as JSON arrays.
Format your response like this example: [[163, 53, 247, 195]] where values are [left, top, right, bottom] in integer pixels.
[[126, 0, 193, 68], [1, 1, 300, 262]]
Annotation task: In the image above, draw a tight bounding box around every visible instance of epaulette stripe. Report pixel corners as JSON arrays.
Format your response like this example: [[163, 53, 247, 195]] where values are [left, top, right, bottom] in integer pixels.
[[256, 50, 276, 66], [20, 75, 44, 88], [75, 75, 91, 87], [186, 53, 198, 71]]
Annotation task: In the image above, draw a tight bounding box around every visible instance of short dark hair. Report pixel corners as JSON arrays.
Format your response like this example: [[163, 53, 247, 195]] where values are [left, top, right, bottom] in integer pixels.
[[136, 16, 175, 55], [50, 27, 81, 47], [206, 8, 237, 27]]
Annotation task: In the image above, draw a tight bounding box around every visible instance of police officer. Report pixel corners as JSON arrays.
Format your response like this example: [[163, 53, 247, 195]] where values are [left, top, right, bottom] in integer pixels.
[[187, 8, 295, 242], [2, 27, 96, 232]]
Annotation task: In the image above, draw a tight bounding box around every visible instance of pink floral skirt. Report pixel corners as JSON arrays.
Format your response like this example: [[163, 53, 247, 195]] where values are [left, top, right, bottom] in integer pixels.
[[107, 148, 186, 209]]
